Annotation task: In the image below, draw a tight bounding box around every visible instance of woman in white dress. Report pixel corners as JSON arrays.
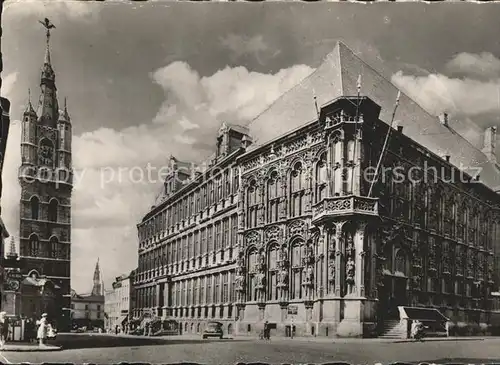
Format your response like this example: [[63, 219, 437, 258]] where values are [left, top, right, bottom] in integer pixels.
[[36, 313, 48, 346]]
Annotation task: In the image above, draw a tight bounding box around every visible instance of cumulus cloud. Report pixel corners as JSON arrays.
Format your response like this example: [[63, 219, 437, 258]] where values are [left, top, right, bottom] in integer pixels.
[[446, 52, 500, 79], [392, 53, 500, 150], [392, 71, 500, 117], [1, 72, 19, 97], [2, 61, 312, 293], [220, 34, 281, 64], [4, 0, 99, 22]]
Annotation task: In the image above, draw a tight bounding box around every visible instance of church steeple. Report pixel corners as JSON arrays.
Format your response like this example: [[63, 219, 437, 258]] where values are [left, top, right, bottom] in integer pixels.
[[91, 258, 103, 296], [36, 18, 59, 128]]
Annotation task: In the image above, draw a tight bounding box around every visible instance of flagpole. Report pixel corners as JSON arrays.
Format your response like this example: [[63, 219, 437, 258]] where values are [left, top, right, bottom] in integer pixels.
[[350, 75, 362, 195], [367, 90, 401, 198]]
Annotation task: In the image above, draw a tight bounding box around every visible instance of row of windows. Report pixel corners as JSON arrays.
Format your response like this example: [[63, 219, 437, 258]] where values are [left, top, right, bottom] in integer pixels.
[[138, 167, 239, 242], [29, 196, 59, 222], [381, 177, 495, 249], [24, 235, 69, 260], [135, 271, 236, 310], [138, 215, 238, 273]]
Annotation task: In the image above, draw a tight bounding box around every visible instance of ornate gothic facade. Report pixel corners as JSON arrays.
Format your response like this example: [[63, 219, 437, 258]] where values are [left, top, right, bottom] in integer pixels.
[[134, 43, 500, 338]]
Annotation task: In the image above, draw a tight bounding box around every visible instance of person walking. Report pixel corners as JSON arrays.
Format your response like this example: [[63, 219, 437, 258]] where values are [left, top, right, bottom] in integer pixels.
[[0, 312, 9, 348], [36, 313, 49, 347]]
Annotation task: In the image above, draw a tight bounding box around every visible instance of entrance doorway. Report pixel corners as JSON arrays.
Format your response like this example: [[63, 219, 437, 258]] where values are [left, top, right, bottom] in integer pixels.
[[379, 275, 408, 319]]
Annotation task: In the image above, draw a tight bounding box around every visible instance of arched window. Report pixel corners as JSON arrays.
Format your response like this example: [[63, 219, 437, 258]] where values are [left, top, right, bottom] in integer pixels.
[[290, 162, 305, 217], [330, 134, 342, 196], [48, 199, 58, 222], [290, 240, 305, 299], [246, 180, 259, 228], [267, 172, 280, 223], [247, 249, 258, 301], [29, 234, 40, 257], [49, 237, 58, 258], [267, 244, 278, 300], [394, 249, 408, 275], [30, 196, 39, 220], [315, 153, 327, 203]]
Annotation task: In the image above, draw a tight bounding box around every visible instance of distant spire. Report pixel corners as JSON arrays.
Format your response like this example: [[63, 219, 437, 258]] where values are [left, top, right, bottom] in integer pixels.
[[91, 258, 103, 296], [7, 236, 17, 258]]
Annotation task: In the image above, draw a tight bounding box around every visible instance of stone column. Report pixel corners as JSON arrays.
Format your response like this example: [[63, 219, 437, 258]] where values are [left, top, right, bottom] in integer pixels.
[[334, 221, 346, 296], [355, 222, 367, 297]]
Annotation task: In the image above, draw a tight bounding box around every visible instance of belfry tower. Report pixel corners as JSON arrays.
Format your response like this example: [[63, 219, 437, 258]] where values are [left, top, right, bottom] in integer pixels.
[[91, 258, 104, 296], [18, 19, 73, 326]]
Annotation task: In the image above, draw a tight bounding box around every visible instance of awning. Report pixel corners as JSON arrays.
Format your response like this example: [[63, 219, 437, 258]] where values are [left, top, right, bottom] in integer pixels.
[[22, 277, 61, 289], [399, 306, 450, 322]]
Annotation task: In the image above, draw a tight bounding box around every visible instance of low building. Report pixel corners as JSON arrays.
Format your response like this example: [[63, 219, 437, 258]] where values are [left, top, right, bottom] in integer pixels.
[[70, 259, 105, 329], [104, 270, 135, 332], [70, 290, 104, 329]]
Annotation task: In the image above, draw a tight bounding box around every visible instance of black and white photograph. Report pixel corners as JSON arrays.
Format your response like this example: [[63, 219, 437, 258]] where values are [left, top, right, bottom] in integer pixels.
[[1, 1, 500, 363]]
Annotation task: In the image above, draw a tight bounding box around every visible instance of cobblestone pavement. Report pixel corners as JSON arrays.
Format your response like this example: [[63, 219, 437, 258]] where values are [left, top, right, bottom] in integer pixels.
[[1, 335, 500, 364]]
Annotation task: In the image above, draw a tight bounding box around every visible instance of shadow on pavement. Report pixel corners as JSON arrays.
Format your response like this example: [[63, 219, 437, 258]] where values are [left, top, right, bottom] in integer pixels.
[[51, 333, 234, 350], [408, 359, 500, 365]]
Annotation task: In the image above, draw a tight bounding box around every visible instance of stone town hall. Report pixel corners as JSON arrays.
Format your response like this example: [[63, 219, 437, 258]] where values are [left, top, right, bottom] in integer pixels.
[[16, 23, 72, 326], [134, 42, 500, 338]]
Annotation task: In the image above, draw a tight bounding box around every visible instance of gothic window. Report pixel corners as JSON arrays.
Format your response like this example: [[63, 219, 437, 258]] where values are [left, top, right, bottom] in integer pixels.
[[222, 272, 229, 303], [206, 275, 212, 304], [315, 153, 327, 203], [246, 180, 259, 228], [47, 198, 58, 223], [38, 138, 55, 167], [230, 215, 237, 249], [232, 167, 239, 195], [331, 135, 343, 196], [199, 277, 205, 305], [30, 196, 39, 220], [267, 171, 280, 223], [209, 181, 214, 206], [49, 237, 58, 259], [403, 181, 413, 222], [195, 190, 200, 213], [215, 222, 221, 251], [267, 244, 278, 301], [290, 240, 304, 300], [450, 198, 457, 238], [223, 218, 229, 250], [394, 249, 408, 275], [214, 274, 220, 303], [247, 249, 258, 301], [290, 162, 305, 217], [29, 234, 40, 257], [194, 231, 199, 258], [208, 225, 213, 252], [461, 203, 468, 242]]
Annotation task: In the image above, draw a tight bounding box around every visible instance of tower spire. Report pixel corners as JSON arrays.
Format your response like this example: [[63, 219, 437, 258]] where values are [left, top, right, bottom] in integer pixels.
[[91, 258, 103, 296], [37, 18, 59, 127]]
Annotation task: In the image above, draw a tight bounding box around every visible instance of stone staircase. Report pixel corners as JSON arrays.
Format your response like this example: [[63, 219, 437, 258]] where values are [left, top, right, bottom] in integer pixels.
[[379, 319, 407, 339]]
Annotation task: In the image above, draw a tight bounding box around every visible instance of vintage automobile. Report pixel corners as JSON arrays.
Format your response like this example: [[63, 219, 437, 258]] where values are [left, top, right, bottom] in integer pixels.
[[202, 321, 223, 339]]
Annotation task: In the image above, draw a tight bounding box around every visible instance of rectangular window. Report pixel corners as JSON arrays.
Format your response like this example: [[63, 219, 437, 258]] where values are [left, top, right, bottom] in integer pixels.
[[215, 222, 221, 251], [222, 272, 228, 303], [223, 219, 229, 249], [206, 276, 212, 304], [214, 274, 220, 304], [201, 228, 207, 255], [208, 226, 213, 252]]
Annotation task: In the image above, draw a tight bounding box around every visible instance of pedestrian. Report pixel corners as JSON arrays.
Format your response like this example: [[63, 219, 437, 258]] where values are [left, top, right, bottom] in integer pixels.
[[264, 321, 270, 341], [0, 312, 9, 348], [115, 324, 119, 335], [36, 313, 49, 347]]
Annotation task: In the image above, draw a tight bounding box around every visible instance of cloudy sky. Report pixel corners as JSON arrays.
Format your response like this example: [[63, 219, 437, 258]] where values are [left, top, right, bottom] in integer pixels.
[[2, 0, 500, 293]]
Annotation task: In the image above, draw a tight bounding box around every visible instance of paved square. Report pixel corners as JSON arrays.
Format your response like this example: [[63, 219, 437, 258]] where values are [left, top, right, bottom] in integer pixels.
[[1, 335, 500, 364]]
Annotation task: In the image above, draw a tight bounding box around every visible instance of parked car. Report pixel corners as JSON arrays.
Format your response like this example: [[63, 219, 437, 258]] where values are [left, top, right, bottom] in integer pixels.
[[202, 321, 223, 339]]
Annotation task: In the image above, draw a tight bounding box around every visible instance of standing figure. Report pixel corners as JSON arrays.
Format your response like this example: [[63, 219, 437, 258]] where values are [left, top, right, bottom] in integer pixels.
[[0, 312, 9, 348], [36, 313, 49, 346]]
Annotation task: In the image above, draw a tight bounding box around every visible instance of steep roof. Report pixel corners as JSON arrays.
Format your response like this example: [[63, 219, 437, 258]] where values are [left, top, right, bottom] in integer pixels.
[[247, 41, 500, 191]]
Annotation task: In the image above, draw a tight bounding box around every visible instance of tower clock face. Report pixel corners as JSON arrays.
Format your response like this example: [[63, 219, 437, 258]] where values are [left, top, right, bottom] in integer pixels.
[[39, 139, 55, 166]]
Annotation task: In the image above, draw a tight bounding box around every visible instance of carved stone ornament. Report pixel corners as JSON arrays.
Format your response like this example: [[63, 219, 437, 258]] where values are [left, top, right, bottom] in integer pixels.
[[265, 225, 281, 242], [288, 220, 307, 237], [245, 230, 261, 248], [346, 257, 355, 284]]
